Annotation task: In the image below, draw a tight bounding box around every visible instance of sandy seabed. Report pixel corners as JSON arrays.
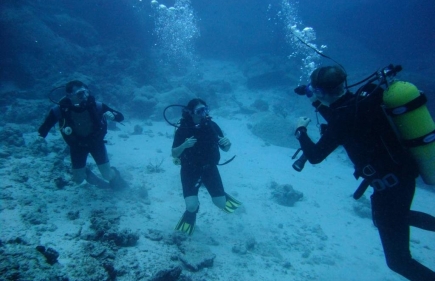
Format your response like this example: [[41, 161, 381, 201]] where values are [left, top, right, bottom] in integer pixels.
[[0, 114, 434, 281]]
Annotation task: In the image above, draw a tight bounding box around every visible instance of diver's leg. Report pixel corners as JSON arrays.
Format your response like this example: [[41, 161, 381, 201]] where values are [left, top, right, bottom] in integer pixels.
[[85, 166, 110, 188], [175, 197, 199, 235], [371, 177, 435, 280], [175, 166, 201, 234], [99, 164, 128, 189], [72, 167, 86, 185], [185, 196, 200, 212], [203, 165, 241, 212], [180, 166, 201, 210], [97, 162, 114, 181], [408, 210, 435, 231], [90, 143, 114, 181], [202, 165, 226, 209], [376, 220, 435, 280], [212, 196, 226, 209], [91, 143, 127, 188], [70, 145, 88, 185], [174, 196, 199, 235]]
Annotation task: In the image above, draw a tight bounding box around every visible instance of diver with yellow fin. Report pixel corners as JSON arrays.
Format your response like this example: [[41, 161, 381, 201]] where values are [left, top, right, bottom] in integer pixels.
[[167, 98, 241, 235]]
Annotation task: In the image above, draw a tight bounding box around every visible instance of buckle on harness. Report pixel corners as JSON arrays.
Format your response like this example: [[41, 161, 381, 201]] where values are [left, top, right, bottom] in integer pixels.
[[362, 165, 376, 177], [371, 173, 399, 192]]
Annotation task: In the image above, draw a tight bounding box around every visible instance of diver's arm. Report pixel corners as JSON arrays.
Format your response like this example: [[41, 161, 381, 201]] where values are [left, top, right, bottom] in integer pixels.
[[172, 137, 196, 158], [38, 107, 59, 138], [102, 103, 124, 122], [211, 122, 231, 152], [171, 145, 185, 158], [297, 129, 339, 164], [295, 117, 339, 164]]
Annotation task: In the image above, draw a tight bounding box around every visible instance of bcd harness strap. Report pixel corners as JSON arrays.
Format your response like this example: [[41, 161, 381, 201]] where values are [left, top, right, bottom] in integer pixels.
[[353, 173, 400, 200], [384, 93, 427, 116], [402, 130, 435, 147], [218, 155, 236, 166], [353, 164, 400, 200]]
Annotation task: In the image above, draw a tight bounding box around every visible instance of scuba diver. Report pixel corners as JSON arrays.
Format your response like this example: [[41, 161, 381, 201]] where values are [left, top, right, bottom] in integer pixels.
[[294, 65, 435, 281], [169, 98, 241, 235], [38, 80, 128, 189]]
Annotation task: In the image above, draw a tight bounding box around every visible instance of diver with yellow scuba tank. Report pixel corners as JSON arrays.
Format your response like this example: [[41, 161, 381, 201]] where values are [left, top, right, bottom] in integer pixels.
[[293, 64, 435, 281]]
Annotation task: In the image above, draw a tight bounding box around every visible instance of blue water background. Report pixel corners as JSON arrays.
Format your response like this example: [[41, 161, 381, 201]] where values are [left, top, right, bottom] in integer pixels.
[[1, 0, 434, 109]]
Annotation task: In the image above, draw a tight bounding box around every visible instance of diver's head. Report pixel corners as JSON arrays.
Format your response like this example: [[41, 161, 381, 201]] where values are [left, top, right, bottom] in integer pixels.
[[183, 98, 209, 125], [310, 66, 347, 105], [66, 80, 90, 106]]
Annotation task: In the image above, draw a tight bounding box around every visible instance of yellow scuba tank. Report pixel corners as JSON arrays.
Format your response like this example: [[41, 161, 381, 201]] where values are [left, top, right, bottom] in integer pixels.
[[383, 81, 435, 185]]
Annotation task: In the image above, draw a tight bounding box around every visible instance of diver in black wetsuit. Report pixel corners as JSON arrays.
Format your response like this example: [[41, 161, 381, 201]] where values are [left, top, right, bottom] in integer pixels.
[[294, 66, 435, 281], [171, 98, 241, 235], [38, 80, 127, 189]]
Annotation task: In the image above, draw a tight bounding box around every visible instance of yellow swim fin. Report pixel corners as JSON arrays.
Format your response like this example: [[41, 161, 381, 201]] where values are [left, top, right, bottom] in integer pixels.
[[223, 193, 242, 213], [175, 210, 197, 235]]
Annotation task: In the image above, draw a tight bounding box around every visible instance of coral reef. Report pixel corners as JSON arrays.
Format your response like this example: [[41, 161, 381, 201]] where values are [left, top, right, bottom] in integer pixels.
[[270, 181, 304, 207], [177, 243, 216, 272], [146, 158, 165, 174], [0, 126, 25, 148], [88, 209, 139, 247]]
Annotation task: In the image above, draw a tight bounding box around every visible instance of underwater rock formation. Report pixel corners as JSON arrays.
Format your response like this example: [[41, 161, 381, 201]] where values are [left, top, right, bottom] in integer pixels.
[[270, 181, 304, 207]]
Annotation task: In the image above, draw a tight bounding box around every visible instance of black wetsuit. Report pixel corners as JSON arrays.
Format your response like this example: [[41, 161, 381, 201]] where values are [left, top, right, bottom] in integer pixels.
[[38, 96, 124, 169], [172, 118, 226, 198], [297, 84, 435, 281]]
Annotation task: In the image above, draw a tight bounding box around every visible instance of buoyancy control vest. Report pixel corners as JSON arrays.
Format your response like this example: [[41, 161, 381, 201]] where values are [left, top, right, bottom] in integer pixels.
[[329, 83, 419, 181], [54, 95, 107, 147], [173, 117, 222, 167]]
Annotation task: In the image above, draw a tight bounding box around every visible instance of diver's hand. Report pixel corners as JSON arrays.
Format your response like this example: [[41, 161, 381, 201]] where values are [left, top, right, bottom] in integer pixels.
[[183, 136, 197, 148], [218, 137, 231, 147], [297, 117, 311, 128], [218, 136, 231, 151], [104, 112, 115, 121]]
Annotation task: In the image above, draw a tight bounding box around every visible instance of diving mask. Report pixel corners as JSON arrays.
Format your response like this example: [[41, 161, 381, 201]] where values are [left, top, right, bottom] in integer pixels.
[[73, 88, 89, 101], [308, 83, 344, 98], [194, 106, 209, 117], [308, 84, 326, 98]]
